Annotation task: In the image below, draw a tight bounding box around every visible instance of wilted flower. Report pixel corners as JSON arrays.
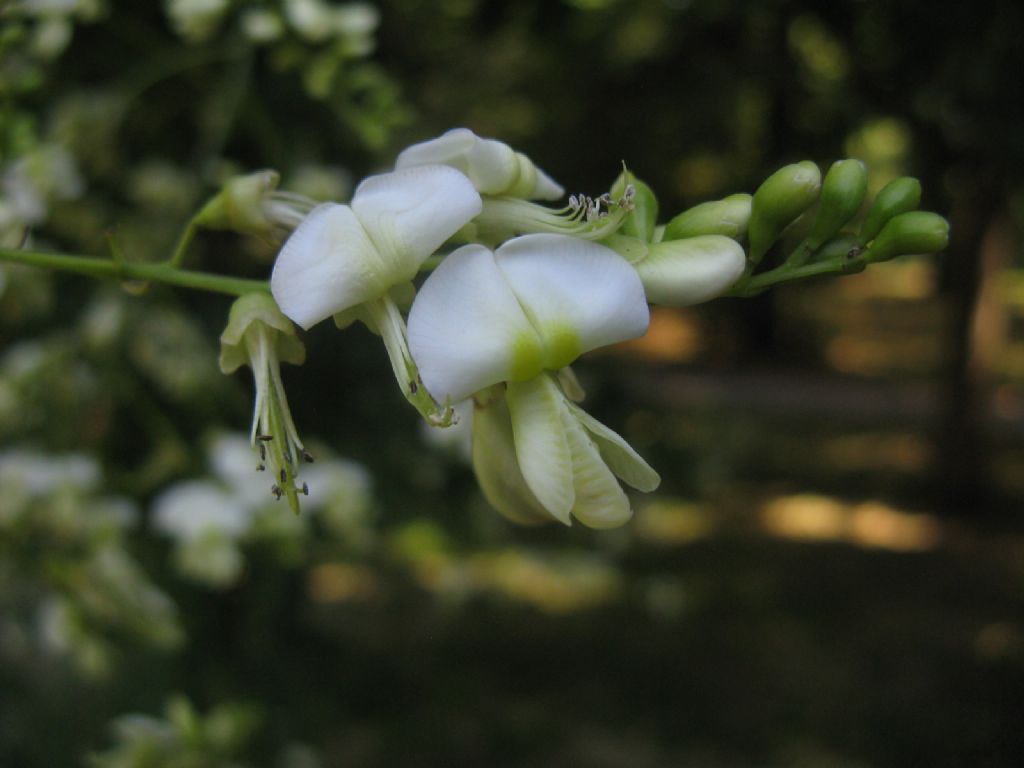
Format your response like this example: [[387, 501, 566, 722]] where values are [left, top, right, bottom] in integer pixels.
[[407, 233, 660, 527]]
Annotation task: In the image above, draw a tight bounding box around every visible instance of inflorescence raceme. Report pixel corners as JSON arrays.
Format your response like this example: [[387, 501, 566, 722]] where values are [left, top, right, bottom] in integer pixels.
[[0, 129, 950, 524]]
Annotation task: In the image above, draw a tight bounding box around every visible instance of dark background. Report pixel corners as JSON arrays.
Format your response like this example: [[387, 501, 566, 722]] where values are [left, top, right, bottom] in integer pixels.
[[1, 0, 1023, 765]]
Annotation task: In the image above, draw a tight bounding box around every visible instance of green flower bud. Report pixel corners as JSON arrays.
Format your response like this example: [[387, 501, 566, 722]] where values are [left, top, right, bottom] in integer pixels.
[[749, 161, 821, 264], [863, 211, 949, 263], [805, 159, 867, 252], [857, 177, 921, 246], [635, 235, 746, 306], [815, 234, 862, 261], [196, 170, 281, 236], [611, 172, 658, 242], [663, 193, 752, 241], [219, 292, 304, 374]]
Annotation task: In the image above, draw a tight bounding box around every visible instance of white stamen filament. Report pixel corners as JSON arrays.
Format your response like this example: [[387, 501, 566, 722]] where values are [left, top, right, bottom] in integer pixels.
[[475, 186, 635, 244]]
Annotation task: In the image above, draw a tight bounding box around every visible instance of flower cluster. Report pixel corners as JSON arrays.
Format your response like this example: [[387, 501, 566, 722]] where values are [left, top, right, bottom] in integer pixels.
[[215, 128, 948, 527], [262, 129, 684, 527]]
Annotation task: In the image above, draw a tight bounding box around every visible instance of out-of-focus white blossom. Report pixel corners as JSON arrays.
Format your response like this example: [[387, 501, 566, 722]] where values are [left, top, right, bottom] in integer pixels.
[[165, 0, 230, 42], [151, 480, 251, 542], [240, 8, 284, 42], [284, 0, 378, 49], [0, 448, 100, 497], [31, 16, 73, 58], [0, 144, 84, 244]]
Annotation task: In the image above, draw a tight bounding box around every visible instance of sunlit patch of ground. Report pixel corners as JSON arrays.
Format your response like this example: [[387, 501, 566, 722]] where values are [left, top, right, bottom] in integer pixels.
[[760, 494, 942, 551]]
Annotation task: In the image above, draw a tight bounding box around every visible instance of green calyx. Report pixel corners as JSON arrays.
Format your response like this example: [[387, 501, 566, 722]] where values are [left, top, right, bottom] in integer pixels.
[[219, 293, 304, 375], [611, 171, 658, 242], [196, 170, 281, 236]]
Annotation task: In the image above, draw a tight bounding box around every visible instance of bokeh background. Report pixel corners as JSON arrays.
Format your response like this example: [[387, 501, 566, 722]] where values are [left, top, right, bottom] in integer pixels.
[[2, 0, 1023, 765]]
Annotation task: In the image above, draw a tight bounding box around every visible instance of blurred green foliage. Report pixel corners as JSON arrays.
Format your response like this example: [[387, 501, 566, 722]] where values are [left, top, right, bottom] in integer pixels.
[[2, 0, 1024, 766]]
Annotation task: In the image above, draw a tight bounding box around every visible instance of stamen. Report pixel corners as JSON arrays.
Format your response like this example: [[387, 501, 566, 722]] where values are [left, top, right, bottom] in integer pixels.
[[477, 187, 634, 243]]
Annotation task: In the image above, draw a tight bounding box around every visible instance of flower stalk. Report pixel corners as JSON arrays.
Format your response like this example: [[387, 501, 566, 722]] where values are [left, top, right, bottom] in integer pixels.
[[0, 246, 270, 296]]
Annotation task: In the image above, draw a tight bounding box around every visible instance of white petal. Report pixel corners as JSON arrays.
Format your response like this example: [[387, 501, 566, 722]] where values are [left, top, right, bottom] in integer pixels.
[[408, 245, 543, 404], [559, 403, 632, 529], [567, 402, 660, 492], [532, 165, 564, 201], [270, 203, 383, 329], [352, 164, 481, 273], [495, 234, 650, 368], [395, 128, 517, 196], [471, 395, 553, 526], [637, 235, 746, 306], [506, 377, 574, 525], [396, 128, 563, 200], [503, 151, 565, 201]]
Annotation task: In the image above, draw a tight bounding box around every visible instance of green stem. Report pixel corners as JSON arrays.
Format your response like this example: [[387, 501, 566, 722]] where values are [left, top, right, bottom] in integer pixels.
[[167, 219, 200, 268], [728, 255, 867, 296], [0, 247, 269, 297]]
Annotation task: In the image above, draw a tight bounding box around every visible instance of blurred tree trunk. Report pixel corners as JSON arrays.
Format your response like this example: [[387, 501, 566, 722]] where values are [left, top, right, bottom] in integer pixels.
[[931, 165, 1000, 515]]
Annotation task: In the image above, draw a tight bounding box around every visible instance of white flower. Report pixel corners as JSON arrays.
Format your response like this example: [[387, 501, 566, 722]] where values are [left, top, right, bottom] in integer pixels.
[[407, 234, 659, 528], [408, 234, 649, 403], [284, 0, 378, 48], [240, 8, 284, 43], [166, 0, 229, 42], [271, 164, 480, 329], [270, 164, 481, 425], [151, 480, 251, 542], [219, 293, 310, 512], [395, 128, 563, 201], [0, 448, 99, 497]]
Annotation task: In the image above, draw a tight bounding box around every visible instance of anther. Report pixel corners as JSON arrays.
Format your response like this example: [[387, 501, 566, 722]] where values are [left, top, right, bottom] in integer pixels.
[[301, 483, 309, 496], [302, 450, 315, 463], [256, 434, 274, 442], [280, 468, 287, 484], [271, 484, 283, 500]]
